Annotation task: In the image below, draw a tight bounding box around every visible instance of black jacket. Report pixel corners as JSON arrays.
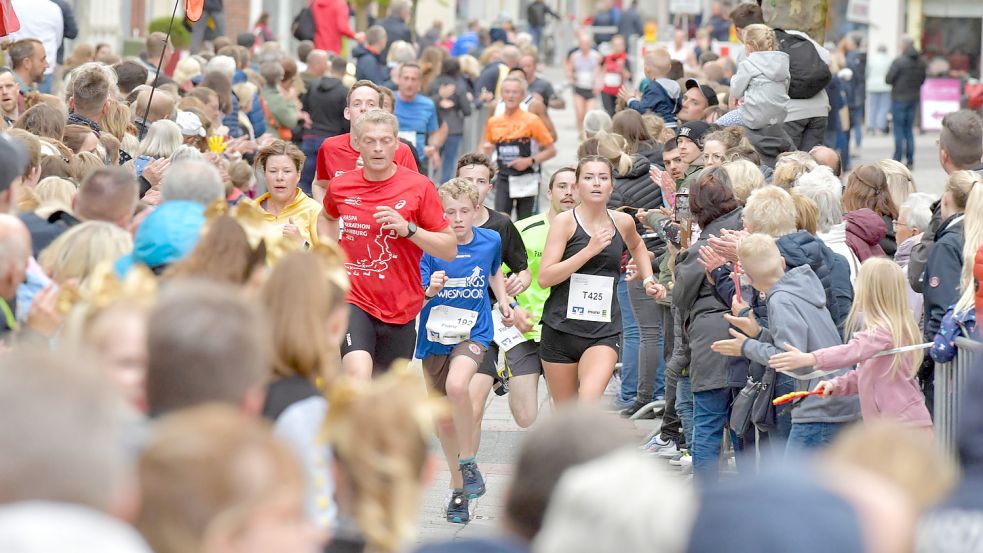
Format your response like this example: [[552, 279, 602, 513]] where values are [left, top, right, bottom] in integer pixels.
[[303, 76, 350, 138], [608, 154, 665, 256], [380, 15, 412, 57], [886, 46, 927, 102], [922, 213, 965, 341], [526, 1, 558, 27], [19, 210, 77, 258], [353, 45, 388, 85]]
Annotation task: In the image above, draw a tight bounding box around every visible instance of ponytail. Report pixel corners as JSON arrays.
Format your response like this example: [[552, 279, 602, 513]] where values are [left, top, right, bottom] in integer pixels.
[[594, 130, 633, 176]]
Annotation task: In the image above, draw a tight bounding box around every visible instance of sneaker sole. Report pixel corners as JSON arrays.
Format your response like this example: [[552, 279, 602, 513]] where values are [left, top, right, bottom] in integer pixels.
[[447, 515, 469, 524], [465, 486, 486, 499]]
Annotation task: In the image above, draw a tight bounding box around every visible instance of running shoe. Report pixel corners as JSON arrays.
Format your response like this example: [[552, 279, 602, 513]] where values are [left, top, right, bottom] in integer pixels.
[[446, 490, 470, 524], [656, 442, 681, 459], [641, 434, 673, 452], [669, 450, 692, 468], [460, 459, 486, 499], [492, 375, 509, 396]]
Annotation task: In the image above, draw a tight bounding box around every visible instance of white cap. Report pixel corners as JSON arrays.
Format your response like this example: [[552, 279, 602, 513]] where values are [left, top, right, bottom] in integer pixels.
[[175, 110, 205, 138]]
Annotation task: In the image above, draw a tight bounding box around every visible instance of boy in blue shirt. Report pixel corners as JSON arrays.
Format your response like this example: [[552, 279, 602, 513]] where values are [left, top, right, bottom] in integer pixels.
[[618, 48, 682, 128], [417, 178, 516, 524]]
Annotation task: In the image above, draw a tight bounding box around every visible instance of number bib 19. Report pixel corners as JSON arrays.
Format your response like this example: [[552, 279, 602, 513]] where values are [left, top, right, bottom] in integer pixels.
[[566, 273, 614, 322], [426, 305, 478, 345], [492, 307, 526, 351]]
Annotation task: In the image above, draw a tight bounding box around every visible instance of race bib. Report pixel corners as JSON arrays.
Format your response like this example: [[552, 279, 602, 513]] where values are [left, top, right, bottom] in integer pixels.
[[567, 273, 614, 322], [509, 173, 539, 198], [603, 72, 622, 88], [492, 307, 526, 351], [426, 305, 478, 345], [398, 130, 418, 145], [575, 70, 594, 89]]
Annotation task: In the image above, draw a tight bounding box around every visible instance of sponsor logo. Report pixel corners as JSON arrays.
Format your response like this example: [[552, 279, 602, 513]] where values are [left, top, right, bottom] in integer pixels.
[[572, 306, 585, 315], [344, 197, 362, 205], [468, 343, 482, 356], [395, 199, 407, 209]]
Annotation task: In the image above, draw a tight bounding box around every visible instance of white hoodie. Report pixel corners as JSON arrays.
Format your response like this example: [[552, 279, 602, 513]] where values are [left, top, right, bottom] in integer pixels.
[[818, 221, 860, 283]]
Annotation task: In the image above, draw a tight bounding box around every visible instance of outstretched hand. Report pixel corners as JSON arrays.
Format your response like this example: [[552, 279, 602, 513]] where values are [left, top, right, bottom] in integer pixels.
[[769, 343, 817, 372]]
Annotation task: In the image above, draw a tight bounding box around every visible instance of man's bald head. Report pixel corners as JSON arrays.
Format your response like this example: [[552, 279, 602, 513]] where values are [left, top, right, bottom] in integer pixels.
[[306, 50, 329, 77], [0, 214, 30, 301], [502, 46, 522, 68], [809, 146, 842, 178], [134, 88, 176, 123]]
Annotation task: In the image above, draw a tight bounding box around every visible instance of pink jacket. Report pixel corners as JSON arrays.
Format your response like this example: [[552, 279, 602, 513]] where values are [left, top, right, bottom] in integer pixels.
[[813, 326, 932, 428]]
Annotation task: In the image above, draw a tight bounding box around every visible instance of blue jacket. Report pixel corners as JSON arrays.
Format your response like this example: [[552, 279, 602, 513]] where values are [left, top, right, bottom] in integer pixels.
[[353, 45, 388, 85], [923, 214, 965, 341], [628, 78, 680, 125], [931, 306, 976, 363]]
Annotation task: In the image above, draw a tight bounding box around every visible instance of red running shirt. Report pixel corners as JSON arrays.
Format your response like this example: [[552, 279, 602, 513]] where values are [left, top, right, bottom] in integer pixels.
[[315, 133, 419, 183], [323, 165, 450, 324]]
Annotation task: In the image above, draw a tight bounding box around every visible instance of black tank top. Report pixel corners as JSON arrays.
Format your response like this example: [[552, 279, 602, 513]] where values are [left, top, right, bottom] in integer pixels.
[[542, 208, 624, 338]]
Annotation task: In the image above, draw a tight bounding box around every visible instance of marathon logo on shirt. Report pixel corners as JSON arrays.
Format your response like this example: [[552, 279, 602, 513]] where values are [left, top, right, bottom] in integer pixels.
[[439, 266, 487, 299]]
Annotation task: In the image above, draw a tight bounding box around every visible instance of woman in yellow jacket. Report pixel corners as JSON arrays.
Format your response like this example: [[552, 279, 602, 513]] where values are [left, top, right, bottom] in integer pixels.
[[253, 140, 323, 247]]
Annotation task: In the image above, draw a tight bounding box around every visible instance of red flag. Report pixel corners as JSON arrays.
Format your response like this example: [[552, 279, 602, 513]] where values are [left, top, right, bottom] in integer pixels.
[[186, 0, 204, 22], [0, 0, 21, 37]]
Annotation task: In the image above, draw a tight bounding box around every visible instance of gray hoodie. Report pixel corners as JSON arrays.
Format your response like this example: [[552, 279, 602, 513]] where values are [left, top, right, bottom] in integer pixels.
[[731, 50, 791, 129], [741, 265, 861, 424]]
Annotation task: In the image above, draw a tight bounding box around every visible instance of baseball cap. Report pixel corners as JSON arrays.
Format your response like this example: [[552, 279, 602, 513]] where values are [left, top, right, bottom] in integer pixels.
[[115, 201, 205, 276], [677, 121, 710, 145], [0, 134, 28, 193], [684, 78, 720, 107], [175, 110, 206, 138]]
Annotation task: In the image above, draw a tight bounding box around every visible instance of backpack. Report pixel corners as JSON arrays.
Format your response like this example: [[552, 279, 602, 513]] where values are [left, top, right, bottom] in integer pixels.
[[292, 5, 316, 41], [773, 29, 831, 99]]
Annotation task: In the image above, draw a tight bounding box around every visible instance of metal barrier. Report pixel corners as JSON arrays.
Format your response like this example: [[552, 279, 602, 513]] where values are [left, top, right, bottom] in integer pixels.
[[935, 337, 983, 459]]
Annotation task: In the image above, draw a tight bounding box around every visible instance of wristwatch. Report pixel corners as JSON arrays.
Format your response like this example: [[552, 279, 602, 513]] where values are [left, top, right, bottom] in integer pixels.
[[404, 222, 418, 238]]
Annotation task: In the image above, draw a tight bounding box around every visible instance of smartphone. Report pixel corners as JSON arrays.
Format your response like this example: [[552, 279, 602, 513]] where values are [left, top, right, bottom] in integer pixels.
[[673, 191, 690, 223]]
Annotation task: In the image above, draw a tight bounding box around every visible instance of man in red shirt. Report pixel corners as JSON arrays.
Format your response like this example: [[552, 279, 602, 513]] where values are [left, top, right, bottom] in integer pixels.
[[311, 0, 365, 55], [313, 80, 418, 203], [322, 110, 457, 380]]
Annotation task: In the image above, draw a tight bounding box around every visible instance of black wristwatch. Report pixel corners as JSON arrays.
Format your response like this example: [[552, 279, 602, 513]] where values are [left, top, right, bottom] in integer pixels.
[[404, 222, 418, 238]]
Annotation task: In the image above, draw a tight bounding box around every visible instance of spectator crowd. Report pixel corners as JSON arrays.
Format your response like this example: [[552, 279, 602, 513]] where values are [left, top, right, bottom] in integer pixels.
[[0, 0, 980, 552]]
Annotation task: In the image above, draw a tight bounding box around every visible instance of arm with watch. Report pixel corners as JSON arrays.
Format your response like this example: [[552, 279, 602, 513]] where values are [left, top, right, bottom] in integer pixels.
[[375, 205, 457, 261]]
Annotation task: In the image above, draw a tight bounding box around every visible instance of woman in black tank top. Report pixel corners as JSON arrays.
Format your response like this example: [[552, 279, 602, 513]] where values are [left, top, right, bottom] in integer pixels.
[[537, 156, 667, 403]]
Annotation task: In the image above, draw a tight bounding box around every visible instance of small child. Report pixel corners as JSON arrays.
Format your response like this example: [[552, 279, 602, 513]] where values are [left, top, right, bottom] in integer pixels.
[[711, 234, 859, 450], [716, 24, 790, 130], [416, 178, 515, 524], [770, 257, 932, 430], [620, 48, 681, 128]]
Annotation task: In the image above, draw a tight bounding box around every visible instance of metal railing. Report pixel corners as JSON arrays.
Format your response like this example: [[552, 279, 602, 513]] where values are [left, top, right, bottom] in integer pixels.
[[935, 337, 983, 460]]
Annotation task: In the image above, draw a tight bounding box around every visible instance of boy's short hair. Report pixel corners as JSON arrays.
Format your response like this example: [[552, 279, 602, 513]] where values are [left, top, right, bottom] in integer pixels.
[[439, 177, 480, 207], [455, 152, 496, 180], [738, 233, 783, 276], [644, 48, 671, 76], [743, 185, 798, 237]]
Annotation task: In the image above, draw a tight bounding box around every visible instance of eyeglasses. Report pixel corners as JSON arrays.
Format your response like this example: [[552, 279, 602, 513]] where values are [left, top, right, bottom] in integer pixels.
[[892, 220, 910, 229]]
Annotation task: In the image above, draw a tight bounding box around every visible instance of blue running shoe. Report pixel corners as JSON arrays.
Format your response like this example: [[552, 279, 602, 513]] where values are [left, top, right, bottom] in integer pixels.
[[460, 458, 486, 499], [446, 489, 470, 524]]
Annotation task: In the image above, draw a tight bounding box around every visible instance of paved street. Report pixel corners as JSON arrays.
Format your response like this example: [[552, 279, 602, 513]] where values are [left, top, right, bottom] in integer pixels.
[[412, 67, 951, 544]]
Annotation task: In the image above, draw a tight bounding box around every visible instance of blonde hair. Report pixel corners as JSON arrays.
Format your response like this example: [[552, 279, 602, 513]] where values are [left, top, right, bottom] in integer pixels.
[[742, 24, 777, 52], [876, 159, 916, 212], [844, 257, 924, 378], [595, 131, 633, 176], [722, 160, 766, 204], [352, 110, 399, 138], [39, 221, 133, 284], [325, 366, 437, 553], [742, 186, 798, 237], [33, 176, 77, 216], [791, 190, 819, 234], [138, 119, 182, 158], [737, 233, 783, 278], [773, 152, 818, 189], [438, 177, 480, 207], [954, 172, 983, 314], [824, 421, 956, 512], [262, 248, 349, 383], [73, 151, 105, 184], [137, 405, 306, 553], [103, 99, 136, 142], [172, 57, 202, 85], [944, 169, 975, 213], [640, 113, 665, 144]]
